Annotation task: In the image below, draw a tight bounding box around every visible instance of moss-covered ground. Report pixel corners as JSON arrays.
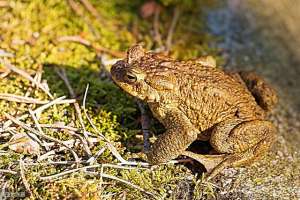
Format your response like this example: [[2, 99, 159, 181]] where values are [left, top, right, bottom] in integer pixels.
[[2, 1, 299, 199], [0, 1, 219, 199]]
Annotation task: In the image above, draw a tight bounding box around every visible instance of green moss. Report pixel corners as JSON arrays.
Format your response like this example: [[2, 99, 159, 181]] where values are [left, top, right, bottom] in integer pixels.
[[0, 0, 221, 199]]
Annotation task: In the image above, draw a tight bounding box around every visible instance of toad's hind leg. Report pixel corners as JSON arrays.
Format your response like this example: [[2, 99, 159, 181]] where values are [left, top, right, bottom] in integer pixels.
[[206, 137, 273, 180], [206, 119, 276, 180], [183, 120, 275, 180]]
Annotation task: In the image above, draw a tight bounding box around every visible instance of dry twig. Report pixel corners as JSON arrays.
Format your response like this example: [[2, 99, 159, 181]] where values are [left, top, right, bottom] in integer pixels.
[[34, 123, 79, 132], [19, 159, 33, 197], [31, 123, 96, 137], [0, 93, 48, 104], [40, 164, 156, 197], [166, 6, 180, 51], [37, 148, 64, 161], [0, 59, 53, 98], [86, 147, 106, 164], [33, 96, 69, 119], [54, 68, 92, 156], [67, 0, 84, 16], [67, 0, 100, 37], [4, 113, 80, 163], [41, 138, 100, 149], [32, 64, 43, 88], [2, 114, 29, 131], [153, 7, 163, 47], [2, 96, 74, 131], [28, 109, 50, 151], [0, 49, 14, 57], [0, 0, 9, 8], [0, 169, 17, 175], [7, 129, 42, 155], [82, 85, 129, 164], [57, 35, 125, 58], [0, 93, 75, 105], [79, 0, 103, 24], [0, 68, 10, 78], [136, 100, 151, 153], [26, 161, 148, 171], [100, 173, 155, 197]]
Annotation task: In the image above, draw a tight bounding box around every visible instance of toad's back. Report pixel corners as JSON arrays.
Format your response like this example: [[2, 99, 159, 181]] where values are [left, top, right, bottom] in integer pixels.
[[148, 60, 266, 132]]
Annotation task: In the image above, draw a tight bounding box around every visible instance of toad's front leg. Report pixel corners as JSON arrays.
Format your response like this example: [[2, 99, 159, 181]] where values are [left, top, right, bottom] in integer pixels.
[[146, 109, 198, 164]]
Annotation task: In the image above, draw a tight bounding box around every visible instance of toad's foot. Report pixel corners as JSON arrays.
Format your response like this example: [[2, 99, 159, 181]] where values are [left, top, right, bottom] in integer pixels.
[[182, 151, 226, 172]]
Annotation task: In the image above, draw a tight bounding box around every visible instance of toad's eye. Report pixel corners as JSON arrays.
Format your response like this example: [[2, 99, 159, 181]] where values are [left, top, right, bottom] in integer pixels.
[[125, 72, 137, 82]]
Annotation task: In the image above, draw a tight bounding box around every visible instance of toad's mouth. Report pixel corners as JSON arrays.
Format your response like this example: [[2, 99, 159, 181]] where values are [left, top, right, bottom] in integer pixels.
[[111, 74, 160, 103], [114, 79, 160, 103]]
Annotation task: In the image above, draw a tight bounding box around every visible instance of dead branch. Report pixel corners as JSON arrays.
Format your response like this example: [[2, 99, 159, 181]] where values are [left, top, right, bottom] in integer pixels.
[[8, 129, 43, 155], [166, 6, 180, 51], [0, 1, 9, 8], [0, 93, 75, 105], [24, 161, 148, 171], [4, 112, 80, 163], [0, 59, 53, 98], [33, 96, 67, 119], [54, 68, 92, 156], [0, 169, 17, 174], [32, 64, 43, 88], [34, 123, 79, 131], [0, 69, 10, 78], [86, 147, 105, 164], [0, 93, 48, 104], [19, 159, 34, 197], [2, 96, 75, 132], [3, 114, 29, 130], [67, 0, 84, 16], [39, 164, 156, 197], [57, 35, 125, 58], [36, 137, 97, 162], [30, 123, 95, 137], [41, 137, 100, 148], [79, 0, 103, 24], [37, 148, 64, 161], [28, 109, 50, 151], [136, 100, 151, 153], [57, 35, 91, 46], [54, 68, 76, 97], [37, 137, 97, 162], [82, 85, 129, 164], [67, 0, 100, 38], [153, 7, 163, 47], [100, 173, 155, 197], [0, 49, 14, 57]]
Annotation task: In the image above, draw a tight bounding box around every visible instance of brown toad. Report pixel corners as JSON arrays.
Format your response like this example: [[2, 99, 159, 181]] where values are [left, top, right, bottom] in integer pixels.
[[111, 45, 277, 179]]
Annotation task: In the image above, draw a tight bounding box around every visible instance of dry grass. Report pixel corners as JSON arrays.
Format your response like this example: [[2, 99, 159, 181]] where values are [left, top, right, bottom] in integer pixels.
[[0, 0, 218, 199]]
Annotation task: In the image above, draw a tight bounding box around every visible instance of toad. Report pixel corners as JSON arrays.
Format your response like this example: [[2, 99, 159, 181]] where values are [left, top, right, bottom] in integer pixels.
[[111, 45, 277, 179]]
